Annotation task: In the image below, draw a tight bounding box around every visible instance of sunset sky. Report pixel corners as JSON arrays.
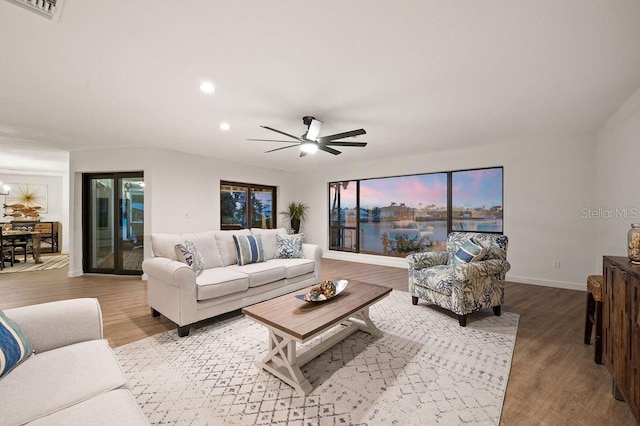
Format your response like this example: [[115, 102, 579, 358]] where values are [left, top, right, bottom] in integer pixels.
[[337, 168, 502, 209]]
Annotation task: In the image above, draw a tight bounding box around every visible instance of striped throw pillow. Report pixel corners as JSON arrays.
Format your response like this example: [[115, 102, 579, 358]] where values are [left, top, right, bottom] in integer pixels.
[[0, 309, 34, 378], [233, 234, 265, 266], [453, 238, 487, 266]]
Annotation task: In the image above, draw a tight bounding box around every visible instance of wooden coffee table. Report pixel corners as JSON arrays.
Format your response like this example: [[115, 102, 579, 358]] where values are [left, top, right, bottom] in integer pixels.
[[242, 280, 392, 395]]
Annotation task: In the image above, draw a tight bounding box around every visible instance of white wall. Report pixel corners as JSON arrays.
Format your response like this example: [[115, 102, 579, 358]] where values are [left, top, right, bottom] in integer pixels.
[[596, 86, 640, 264], [293, 134, 598, 290], [68, 147, 296, 277], [0, 171, 69, 253]]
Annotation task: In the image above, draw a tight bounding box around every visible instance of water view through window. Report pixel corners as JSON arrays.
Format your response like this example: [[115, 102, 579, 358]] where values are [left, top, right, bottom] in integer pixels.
[[329, 167, 503, 257]]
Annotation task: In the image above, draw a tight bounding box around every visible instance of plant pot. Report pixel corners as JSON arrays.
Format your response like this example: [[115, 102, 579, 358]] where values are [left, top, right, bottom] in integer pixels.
[[290, 218, 301, 234]]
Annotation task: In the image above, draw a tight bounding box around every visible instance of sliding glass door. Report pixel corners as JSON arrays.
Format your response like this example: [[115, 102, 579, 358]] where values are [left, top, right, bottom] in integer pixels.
[[82, 172, 144, 274]]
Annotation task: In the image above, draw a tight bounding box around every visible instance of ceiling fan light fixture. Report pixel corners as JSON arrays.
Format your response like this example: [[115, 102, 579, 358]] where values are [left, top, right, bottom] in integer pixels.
[[300, 141, 318, 154], [304, 118, 323, 141]]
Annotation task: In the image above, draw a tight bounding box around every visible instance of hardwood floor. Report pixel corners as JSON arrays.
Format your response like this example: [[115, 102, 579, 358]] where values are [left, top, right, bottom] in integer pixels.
[[0, 258, 636, 425]]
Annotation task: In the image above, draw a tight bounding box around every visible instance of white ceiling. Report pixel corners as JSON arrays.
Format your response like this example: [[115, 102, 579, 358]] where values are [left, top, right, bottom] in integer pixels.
[[1, 1, 640, 173]]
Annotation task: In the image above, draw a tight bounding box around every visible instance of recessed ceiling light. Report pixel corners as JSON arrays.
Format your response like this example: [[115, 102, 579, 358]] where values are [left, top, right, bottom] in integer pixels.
[[220, 122, 230, 131], [200, 81, 215, 94]]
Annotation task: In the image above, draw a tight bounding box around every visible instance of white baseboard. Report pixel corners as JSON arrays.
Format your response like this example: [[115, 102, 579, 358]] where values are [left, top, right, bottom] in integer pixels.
[[141, 273, 148, 281], [67, 269, 83, 277], [324, 250, 587, 291], [506, 275, 586, 291]]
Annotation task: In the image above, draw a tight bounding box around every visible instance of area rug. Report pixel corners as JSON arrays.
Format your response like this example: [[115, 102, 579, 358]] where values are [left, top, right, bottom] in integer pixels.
[[114, 290, 519, 425], [0, 254, 68, 273]]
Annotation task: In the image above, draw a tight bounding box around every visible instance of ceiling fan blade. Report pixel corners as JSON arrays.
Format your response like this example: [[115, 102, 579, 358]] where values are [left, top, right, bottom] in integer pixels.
[[247, 139, 299, 143], [265, 145, 299, 153], [324, 141, 368, 147], [317, 128, 366, 143], [319, 145, 342, 155], [261, 126, 303, 142]]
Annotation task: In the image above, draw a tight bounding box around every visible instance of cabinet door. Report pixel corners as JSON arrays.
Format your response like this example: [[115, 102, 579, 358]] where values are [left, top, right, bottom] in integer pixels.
[[631, 275, 640, 415], [603, 261, 615, 369], [613, 269, 629, 397]]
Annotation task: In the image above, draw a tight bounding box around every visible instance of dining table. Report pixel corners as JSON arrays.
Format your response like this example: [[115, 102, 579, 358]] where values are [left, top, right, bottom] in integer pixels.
[[1, 230, 43, 264]]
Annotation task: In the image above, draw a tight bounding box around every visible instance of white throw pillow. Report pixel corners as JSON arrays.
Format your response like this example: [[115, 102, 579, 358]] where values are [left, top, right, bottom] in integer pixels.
[[275, 233, 305, 259], [175, 240, 204, 276], [250, 228, 287, 260]]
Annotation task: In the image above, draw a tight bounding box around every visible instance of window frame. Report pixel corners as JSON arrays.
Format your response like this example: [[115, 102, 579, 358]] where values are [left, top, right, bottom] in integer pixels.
[[328, 166, 503, 256], [220, 180, 277, 230]]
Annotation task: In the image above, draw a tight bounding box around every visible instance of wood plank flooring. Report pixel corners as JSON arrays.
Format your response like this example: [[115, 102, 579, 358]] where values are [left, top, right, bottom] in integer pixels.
[[0, 258, 636, 425]]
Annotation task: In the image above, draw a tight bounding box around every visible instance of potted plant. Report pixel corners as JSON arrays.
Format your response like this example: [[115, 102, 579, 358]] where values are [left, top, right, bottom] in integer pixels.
[[280, 202, 308, 234]]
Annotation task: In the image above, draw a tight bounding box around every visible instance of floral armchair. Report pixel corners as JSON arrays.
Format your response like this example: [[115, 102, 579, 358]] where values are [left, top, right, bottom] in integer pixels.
[[406, 232, 510, 326]]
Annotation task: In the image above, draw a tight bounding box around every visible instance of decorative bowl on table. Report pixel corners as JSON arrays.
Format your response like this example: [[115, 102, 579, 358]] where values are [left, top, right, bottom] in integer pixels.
[[296, 279, 348, 302]]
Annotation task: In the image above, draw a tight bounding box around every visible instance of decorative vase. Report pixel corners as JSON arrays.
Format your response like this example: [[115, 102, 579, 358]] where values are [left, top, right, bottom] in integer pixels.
[[290, 218, 301, 234], [628, 223, 640, 264]]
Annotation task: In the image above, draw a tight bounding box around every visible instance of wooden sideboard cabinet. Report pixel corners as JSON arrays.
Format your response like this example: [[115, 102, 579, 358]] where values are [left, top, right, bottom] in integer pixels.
[[8, 221, 60, 253], [602, 256, 640, 420]]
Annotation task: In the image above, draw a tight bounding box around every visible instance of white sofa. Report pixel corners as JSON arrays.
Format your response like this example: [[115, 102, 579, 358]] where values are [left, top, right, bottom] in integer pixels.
[[143, 228, 322, 337], [0, 299, 149, 425]]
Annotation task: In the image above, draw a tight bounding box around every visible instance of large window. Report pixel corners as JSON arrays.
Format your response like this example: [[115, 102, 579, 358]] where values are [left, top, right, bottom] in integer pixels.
[[329, 167, 503, 257], [220, 181, 276, 230]]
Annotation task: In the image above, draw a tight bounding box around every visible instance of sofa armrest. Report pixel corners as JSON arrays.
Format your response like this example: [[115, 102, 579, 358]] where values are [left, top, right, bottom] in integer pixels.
[[4, 298, 103, 353], [142, 257, 196, 288], [406, 251, 448, 271], [303, 243, 322, 264]]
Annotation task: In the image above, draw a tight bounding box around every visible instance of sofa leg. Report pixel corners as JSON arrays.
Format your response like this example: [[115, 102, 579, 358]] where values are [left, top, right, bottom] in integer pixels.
[[493, 305, 501, 316], [177, 325, 190, 337], [411, 296, 418, 305], [458, 314, 467, 327], [151, 308, 160, 318]]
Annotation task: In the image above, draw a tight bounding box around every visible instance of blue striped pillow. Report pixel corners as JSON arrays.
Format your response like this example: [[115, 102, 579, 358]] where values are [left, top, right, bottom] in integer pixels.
[[453, 238, 487, 266], [233, 234, 265, 266], [1, 309, 34, 378]]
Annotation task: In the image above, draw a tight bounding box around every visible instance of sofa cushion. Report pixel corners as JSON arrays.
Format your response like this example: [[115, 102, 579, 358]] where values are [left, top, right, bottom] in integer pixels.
[[233, 234, 265, 266], [215, 230, 251, 266], [229, 262, 287, 288], [175, 240, 204, 277], [275, 233, 305, 259], [250, 228, 287, 260], [265, 258, 315, 278], [28, 389, 149, 426], [150, 233, 184, 260], [195, 268, 250, 300], [452, 238, 487, 266], [0, 309, 34, 378], [182, 231, 224, 268], [0, 339, 128, 426]]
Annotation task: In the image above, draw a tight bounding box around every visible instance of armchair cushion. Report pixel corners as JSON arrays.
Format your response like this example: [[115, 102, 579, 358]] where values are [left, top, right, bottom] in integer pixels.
[[406, 251, 449, 270]]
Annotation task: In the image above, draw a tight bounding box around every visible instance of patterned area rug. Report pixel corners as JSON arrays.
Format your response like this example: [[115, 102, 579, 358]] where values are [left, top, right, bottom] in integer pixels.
[[0, 254, 68, 273], [114, 290, 519, 425]]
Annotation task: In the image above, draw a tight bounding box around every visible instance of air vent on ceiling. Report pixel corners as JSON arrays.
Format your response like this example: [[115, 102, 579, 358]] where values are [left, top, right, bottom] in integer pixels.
[[4, 0, 64, 22]]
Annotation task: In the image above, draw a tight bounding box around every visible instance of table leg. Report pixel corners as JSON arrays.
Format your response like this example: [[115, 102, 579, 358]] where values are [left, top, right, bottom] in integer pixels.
[[32, 233, 42, 264], [257, 330, 312, 395]]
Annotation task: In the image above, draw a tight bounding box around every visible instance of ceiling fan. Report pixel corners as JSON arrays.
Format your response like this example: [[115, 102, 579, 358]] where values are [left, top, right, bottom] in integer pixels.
[[248, 116, 367, 157]]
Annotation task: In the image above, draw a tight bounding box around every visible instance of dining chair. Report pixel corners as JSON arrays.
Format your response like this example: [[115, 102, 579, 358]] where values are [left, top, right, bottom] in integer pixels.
[[0, 228, 15, 270]]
